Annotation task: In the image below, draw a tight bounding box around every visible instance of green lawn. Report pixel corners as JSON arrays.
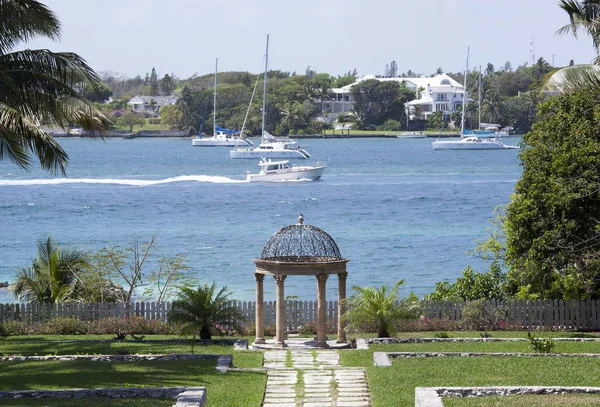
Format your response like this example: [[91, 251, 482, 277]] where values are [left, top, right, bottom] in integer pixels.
[[369, 340, 600, 353], [444, 394, 600, 406], [0, 359, 266, 407], [348, 331, 600, 339], [0, 398, 175, 407], [341, 349, 600, 406]]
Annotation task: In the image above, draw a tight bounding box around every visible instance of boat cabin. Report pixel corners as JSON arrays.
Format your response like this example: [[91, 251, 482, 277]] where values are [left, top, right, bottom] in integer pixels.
[[259, 160, 292, 173]]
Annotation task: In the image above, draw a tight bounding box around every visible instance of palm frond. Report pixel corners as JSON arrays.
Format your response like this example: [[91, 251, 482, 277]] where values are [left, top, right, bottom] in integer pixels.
[[0, 105, 68, 173], [0, 0, 60, 54], [540, 64, 600, 94]]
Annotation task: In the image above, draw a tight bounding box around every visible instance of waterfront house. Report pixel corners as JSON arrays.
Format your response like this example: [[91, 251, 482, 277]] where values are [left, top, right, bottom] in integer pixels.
[[126, 95, 178, 115], [325, 74, 467, 120]]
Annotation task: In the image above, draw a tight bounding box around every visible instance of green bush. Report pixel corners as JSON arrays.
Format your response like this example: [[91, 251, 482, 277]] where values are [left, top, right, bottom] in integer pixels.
[[378, 119, 399, 131], [42, 318, 87, 335], [528, 332, 555, 353], [461, 299, 507, 330], [148, 118, 161, 125], [0, 323, 7, 338]]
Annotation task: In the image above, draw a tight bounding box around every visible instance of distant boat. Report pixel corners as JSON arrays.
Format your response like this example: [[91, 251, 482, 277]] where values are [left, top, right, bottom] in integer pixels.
[[230, 35, 310, 159], [246, 158, 326, 182], [192, 58, 253, 148], [432, 48, 519, 151]]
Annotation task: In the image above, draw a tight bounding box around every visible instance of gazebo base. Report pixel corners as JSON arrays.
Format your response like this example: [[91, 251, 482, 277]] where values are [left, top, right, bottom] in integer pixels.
[[252, 337, 350, 350]]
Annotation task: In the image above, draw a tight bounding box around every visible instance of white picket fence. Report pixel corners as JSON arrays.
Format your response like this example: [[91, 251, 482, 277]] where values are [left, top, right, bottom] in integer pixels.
[[1, 300, 599, 330]]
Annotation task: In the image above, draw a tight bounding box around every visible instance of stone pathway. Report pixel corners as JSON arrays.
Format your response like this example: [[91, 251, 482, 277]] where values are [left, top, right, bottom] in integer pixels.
[[262, 350, 372, 407]]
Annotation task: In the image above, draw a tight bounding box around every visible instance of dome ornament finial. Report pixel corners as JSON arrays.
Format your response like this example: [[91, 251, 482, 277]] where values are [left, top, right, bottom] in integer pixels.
[[298, 212, 304, 224]]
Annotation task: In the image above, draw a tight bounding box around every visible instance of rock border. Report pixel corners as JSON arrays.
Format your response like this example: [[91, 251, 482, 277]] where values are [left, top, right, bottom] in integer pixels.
[[0, 386, 205, 401], [368, 337, 600, 344], [0, 353, 232, 364], [415, 386, 600, 407]]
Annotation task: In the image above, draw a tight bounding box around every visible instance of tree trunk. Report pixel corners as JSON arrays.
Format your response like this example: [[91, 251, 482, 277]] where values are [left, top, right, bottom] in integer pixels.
[[200, 324, 212, 340], [378, 320, 389, 338]]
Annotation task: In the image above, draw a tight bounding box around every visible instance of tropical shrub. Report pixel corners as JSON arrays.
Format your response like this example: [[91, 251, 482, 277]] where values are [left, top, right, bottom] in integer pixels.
[[42, 317, 86, 335], [461, 299, 507, 330], [343, 280, 420, 338], [527, 332, 555, 353], [169, 283, 244, 340]]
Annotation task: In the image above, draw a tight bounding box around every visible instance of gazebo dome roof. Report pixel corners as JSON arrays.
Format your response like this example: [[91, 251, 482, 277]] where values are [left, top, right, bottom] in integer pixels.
[[260, 214, 342, 262]]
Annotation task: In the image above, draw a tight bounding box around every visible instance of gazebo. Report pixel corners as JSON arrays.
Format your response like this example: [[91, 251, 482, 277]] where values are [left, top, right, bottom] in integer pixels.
[[253, 214, 349, 348]]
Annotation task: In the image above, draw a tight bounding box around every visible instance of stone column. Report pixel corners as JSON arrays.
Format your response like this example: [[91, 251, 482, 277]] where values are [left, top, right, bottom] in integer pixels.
[[316, 274, 329, 347], [274, 274, 287, 347], [337, 272, 348, 343], [254, 273, 265, 345]]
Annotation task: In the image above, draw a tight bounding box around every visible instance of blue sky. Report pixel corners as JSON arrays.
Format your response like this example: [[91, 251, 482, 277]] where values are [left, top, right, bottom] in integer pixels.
[[25, 0, 599, 79]]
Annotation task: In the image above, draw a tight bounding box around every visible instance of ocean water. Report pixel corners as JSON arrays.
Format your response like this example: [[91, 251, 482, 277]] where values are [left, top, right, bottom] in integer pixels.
[[0, 136, 522, 302]]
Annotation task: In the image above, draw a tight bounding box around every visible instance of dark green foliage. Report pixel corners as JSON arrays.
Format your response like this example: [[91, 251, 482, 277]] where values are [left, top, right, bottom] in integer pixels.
[[426, 264, 507, 301], [350, 79, 414, 128], [505, 89, 600, 299], [14, 237, 90, 303], [169, 283, 243, 340], [527, 332, 556, 353]]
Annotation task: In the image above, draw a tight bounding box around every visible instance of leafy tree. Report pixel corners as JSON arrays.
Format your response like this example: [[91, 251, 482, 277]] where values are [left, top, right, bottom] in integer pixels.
[[84, 82, 113, 103], [333, 75, 356, 88], [350, 79, 403, 127], [485, 63, 495, 75], [14, 237, 89, 303], [149, 67, 158, 96], [0, 0, 109, 174], [312, 73, 334, 111], [426, 111, 444, 130], [389, 61, 398, 77], [169, 283, 243, 339], [504, 89, 600, 299], [117, 112, 145, 132], [426, 264, 507, 301], [343, 280, 420, 338], [160, 73, 176, 95], [159, 105, 184, 129], [504, 61, 513, 72]]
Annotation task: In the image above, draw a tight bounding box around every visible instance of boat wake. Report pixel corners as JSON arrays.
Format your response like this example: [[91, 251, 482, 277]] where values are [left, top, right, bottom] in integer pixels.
[[0, 175, 246, 186]]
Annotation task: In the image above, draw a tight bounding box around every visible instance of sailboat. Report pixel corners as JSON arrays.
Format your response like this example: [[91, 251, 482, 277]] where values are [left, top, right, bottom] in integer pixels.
[[192, 59, 254, 147], [432, 49, 518, 151], [230, 35, 310, 159]]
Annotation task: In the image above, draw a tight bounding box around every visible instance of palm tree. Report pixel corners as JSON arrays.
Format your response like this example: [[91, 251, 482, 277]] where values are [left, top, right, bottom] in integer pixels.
[[0, 0, 109, 174], [557, 0, 600, 61], [13, 237, 89, 303], [343, 280, 420, 338], [169, 283, 243, 340], [482, 88, 502, 123]]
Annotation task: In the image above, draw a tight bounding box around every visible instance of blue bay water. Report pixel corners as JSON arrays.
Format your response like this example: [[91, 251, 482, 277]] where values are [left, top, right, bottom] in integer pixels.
[[0, 137, 522, 302]]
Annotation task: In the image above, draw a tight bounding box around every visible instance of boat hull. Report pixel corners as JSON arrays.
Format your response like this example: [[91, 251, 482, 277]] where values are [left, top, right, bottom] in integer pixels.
[[192, 138, 253, 147], [246, 165, 326, 182], [432, 139, 518, 150], [230, 148, 310, 159]]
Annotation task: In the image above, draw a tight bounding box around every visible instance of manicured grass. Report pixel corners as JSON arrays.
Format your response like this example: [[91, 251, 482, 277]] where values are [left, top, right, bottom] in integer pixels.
[[444, 394, 600, 406], [369, 340, 600, 353], [348, 331, 600, 339], [0, 359, 266, 407], [340, 349, 600, 407], [1, 398, 175, 406], [0, 336, 262, 368]]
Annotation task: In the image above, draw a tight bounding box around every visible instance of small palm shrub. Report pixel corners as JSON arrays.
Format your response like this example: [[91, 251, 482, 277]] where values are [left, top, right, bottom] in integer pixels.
[[169, 283, 244, 340], [343, 280, 421, 338]]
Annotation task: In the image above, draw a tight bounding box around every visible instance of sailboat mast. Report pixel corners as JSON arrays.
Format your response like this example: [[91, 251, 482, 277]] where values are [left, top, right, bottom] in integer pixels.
[[213, 58, 218, 137], [478, 66, 482, 130], [460, 47, 469, 137], [262, 34, 269, 139]]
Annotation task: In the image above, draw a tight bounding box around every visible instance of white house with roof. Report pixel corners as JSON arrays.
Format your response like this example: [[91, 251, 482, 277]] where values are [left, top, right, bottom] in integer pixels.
[[127, 95, 178, 114], [324, 74, 467, 120]]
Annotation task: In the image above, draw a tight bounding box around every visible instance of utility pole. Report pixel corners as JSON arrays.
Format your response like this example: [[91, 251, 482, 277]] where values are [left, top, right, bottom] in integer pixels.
[[530, 37, 535, 65]]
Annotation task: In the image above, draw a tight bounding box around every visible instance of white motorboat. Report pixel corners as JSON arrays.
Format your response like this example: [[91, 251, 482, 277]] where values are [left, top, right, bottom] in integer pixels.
[[246, 159, 326, 182], [432, 136, 519, 150], [192, 58, 253, 148], [230, 35, 310, 159], [432, 48, 519, 151]]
